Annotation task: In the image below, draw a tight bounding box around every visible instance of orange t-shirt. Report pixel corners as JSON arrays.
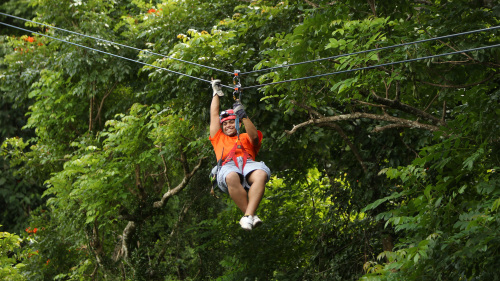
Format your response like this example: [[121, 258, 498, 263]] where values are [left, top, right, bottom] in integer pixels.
[[209, 129, 263, 162]]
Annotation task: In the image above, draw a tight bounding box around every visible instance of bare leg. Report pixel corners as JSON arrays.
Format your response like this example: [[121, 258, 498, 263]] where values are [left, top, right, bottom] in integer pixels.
[[245, 170, 267, 216], [225, 172, 248, 213]]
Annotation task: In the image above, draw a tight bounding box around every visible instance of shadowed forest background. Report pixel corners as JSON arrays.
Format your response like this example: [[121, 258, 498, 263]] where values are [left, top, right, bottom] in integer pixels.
[[1, 0, 499, 280]]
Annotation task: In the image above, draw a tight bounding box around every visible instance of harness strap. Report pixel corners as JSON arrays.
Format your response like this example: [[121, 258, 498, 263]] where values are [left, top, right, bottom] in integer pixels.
[[221, 140, 250, 171]]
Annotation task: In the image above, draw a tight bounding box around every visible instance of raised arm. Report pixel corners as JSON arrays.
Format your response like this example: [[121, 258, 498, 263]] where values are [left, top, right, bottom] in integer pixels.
[[210, 80, 223, 138], [210, 95, 221, 137], [233, 101, 259, 147], [241, 117, 259, 147]]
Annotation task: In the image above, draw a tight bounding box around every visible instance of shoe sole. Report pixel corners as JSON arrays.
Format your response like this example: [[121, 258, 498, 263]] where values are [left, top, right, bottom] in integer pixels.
[[240, 225, 252, 231], [253, 220, 262, 229]]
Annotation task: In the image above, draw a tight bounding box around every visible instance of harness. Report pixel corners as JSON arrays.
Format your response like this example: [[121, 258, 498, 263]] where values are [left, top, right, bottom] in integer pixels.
[[221, 117, 250, 171], [210, 70, 250, 197], [209, 120, 250, 198], [225, 70, 250, 170]]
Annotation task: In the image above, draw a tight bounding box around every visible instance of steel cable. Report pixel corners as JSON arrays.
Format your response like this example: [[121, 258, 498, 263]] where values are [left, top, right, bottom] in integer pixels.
[[5, 11, 497, 78], [0, 12, 234, 75], [2, 18, 499, 91], [242, 43, 500, 89], [0, 22, 236, 89], [239, 25, 500, 75]]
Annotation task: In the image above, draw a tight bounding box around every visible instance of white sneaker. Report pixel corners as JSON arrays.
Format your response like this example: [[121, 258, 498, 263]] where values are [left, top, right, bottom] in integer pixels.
[[239, 215, 253, 231], [252, 215, 263, 229]]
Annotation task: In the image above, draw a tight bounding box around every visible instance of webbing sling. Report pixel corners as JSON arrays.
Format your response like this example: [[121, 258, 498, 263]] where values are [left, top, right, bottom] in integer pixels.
[[221, 138, 250, 171], [221, 116, 250, 171]]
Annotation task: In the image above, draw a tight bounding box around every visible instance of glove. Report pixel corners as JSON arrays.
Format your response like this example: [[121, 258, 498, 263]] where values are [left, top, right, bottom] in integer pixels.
[[233, 101, 247, 119], [211, 79, 224, 97]]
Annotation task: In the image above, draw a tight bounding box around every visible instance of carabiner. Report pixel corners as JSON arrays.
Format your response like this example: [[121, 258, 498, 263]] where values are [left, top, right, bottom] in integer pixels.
[[233, 85, 241, 101], [232, 70, 242, 101], [233, 70, 241, 85]]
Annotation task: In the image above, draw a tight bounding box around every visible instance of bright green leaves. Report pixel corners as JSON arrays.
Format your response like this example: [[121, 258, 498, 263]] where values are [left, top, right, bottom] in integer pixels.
[[0, 227, 27, 281], [325, 38, 346, 50], [463, 147, 485, 170], [330, 76, 360, 95], [45, 103, 207, 233], [364, 134, 500, 280], [194, 168, 336, 279], [1, 0, 499, 280], [24, 69, 85, 148], [362, 190, 409, 214], [363, 234, 438, 279]]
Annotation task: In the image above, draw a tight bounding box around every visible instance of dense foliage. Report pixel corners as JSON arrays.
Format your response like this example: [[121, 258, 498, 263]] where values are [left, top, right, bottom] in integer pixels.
[[1, 0, 499, 280]]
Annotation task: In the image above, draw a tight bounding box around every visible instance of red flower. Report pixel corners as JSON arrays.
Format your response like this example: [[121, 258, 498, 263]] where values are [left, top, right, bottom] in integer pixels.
[[148, 8, 156, 14], [25, 227, 39, 233], [23, 36, 35, 43], [46, 259, 50, 265]]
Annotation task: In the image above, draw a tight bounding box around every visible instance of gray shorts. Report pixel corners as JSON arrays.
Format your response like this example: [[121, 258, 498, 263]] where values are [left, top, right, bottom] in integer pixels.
[[211, 157, 271, 194]]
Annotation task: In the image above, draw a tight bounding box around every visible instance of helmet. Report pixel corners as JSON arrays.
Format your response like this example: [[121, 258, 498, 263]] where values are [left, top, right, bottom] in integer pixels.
[[219, 109, 236, 124]]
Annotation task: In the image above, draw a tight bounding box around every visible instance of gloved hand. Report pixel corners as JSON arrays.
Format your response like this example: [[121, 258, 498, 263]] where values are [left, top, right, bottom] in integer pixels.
[[233, 101, 247, 119], [211, 79, 224, 97]]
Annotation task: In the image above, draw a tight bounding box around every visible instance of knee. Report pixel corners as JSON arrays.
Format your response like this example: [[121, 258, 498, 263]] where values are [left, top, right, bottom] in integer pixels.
[[248, 170, 268, 184], [225, 172, 242, 186], [253, 170, 268, 179]]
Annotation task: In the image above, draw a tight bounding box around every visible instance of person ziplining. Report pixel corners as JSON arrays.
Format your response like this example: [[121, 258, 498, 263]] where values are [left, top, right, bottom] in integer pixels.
[[209, 79, 271, 231]]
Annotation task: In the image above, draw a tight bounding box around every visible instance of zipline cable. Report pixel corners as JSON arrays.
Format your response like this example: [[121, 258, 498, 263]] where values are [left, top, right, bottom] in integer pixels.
[[242, 43, 500, 90], [239, 25, 500, 75], [0, 12, 233, 75], [0, 21, 237, 89], [2, 21, 499, 91], [3, 11, 498, 78]]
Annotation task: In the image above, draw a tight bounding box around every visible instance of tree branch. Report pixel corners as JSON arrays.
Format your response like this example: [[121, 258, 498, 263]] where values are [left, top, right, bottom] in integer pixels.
[[155, 144, 172, 191], [414, 0, 432, 4], [399, 133, 420, 158], [285, 112, 440, 135], [422, 27, 474, 61], [160, 154, 171, 191], [134, 164, 146, 200], [319, 123, 368, 173], [395, 81, 400, 101], [180, 148, 190, 175], [290, 100, 323, 117], [417, 73, 498, 88], [93, 82, 118, 129], [370, 90, 445, 126], [114, 153, 206, 263], [87, 219, 106, 273], [290, 100, 367, 173], [367, 0, 377, 17], [89, 96, 94, 131], [154, 195, 199, 267], [153, 156, 206, 209], [304, 0, 319, 8], [424, 91, 440, 112], [113, 221, 137, 261], [372, 123, 412, 133], [354, 100, 388, 108]]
